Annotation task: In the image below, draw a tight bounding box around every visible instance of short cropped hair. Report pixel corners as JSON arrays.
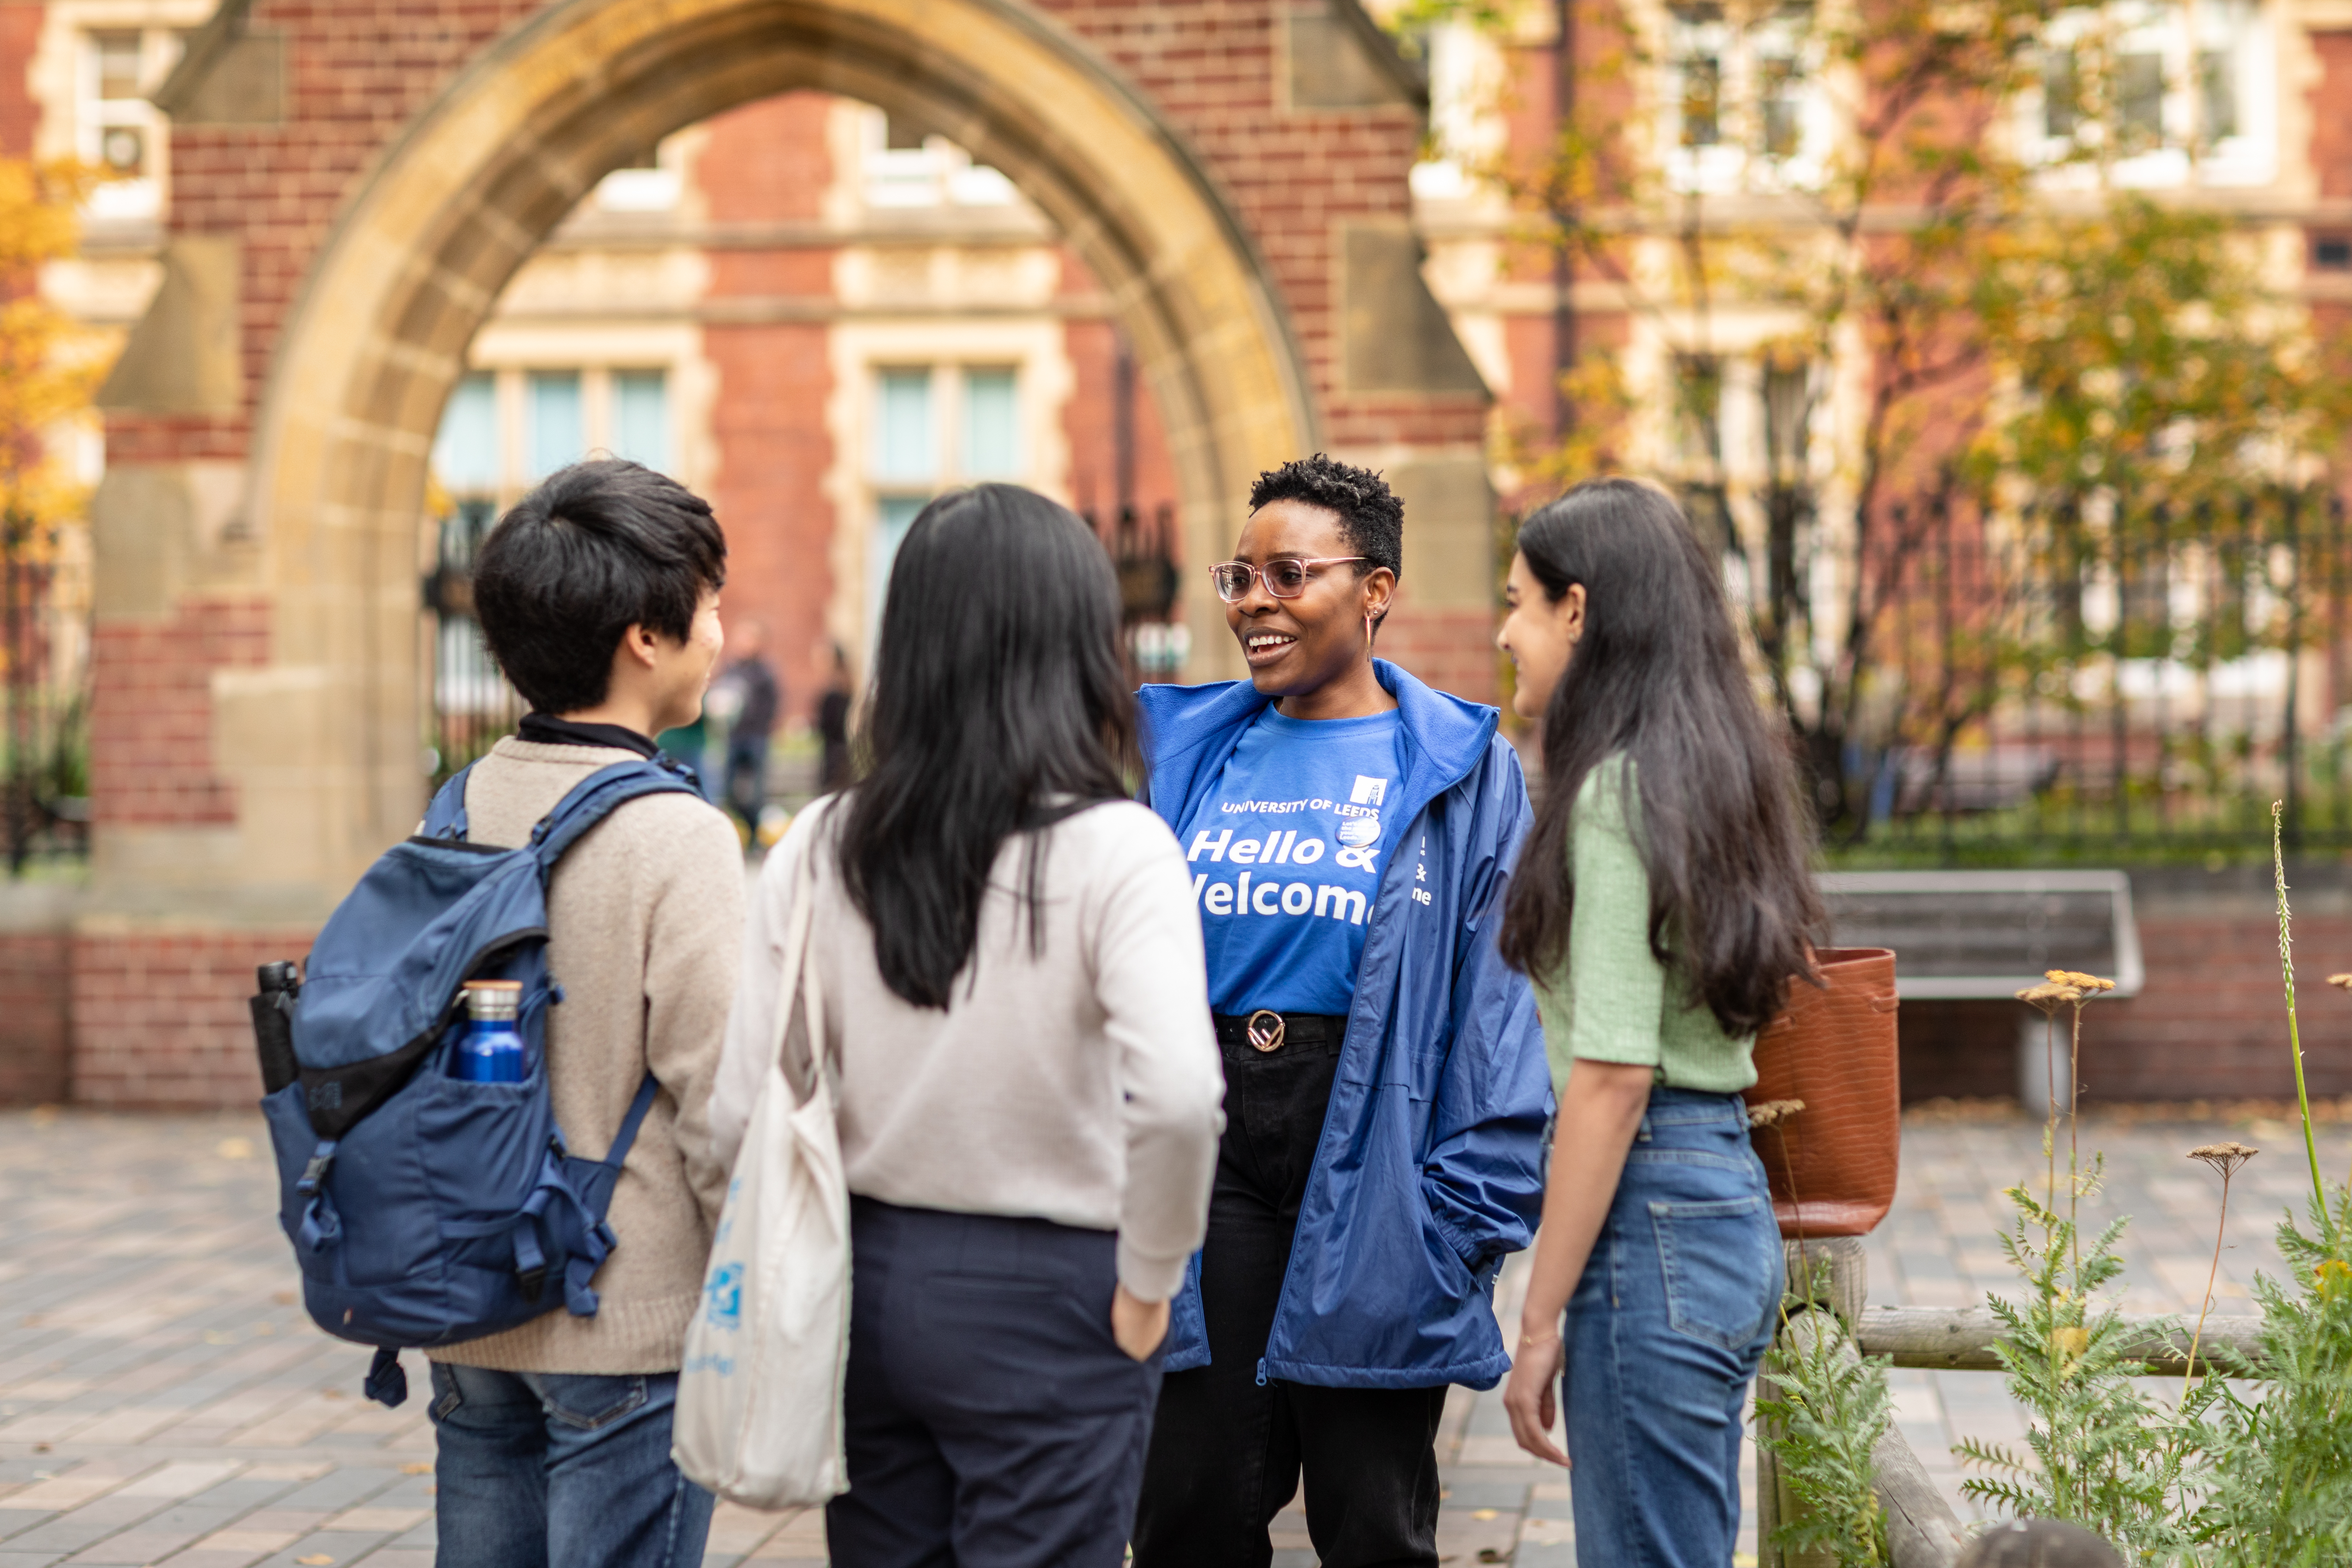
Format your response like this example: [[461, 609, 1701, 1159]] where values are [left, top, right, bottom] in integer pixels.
[[1247, 453, 1404, 581], [473, 459, 727, 715]]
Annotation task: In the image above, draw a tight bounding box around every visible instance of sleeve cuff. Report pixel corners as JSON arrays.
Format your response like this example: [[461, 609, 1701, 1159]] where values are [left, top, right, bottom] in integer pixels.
[[1115, 1240, 1191, 1304]]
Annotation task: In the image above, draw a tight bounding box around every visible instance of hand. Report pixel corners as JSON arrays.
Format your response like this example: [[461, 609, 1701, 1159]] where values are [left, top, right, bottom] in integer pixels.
[[1111, 1283, 1170, 1362], [1504, 1327, 1570, 1466]]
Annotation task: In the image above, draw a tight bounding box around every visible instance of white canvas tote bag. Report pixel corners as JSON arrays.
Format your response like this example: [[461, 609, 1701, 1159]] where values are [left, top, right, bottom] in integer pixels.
[[673, 808, 850, 1508]]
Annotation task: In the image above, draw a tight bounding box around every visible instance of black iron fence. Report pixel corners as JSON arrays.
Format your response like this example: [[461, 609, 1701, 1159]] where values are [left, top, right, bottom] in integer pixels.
[[424, 497, 523, 786], [1785, 484, 2352, 864], [0, 513, 88, 875], [1089, 500, 1187, 682]]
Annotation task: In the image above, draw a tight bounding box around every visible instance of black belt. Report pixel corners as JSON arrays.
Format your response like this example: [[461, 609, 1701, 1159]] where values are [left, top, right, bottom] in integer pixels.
[[1212, 1011, 1347, 1056]]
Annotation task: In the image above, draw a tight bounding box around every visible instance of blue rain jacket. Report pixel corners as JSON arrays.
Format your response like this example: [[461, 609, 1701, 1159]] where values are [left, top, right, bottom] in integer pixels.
[[1139, 660, 1554, 1390]]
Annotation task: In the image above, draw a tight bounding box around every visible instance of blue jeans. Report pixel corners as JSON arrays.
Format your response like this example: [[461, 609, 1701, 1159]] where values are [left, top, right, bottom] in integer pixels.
[[427, 1362, 714, 1568], [1561, 1088, 1783, 1568]]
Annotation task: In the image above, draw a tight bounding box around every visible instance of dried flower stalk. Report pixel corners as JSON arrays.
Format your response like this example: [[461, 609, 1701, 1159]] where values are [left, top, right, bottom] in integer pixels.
[[2016, 969, 2115, 1269], [2184, 1141, 2257, 1400], [2017, 979, 2077, 1208]]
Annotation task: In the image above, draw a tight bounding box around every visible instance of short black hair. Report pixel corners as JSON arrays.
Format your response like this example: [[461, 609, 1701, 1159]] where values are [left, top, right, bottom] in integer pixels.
[[473, 459, 727, 715], [1247, 453, 1403, 581]]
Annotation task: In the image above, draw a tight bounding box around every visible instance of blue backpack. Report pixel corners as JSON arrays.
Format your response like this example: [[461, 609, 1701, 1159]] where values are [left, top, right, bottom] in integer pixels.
[[261, 756, 702, 1407]]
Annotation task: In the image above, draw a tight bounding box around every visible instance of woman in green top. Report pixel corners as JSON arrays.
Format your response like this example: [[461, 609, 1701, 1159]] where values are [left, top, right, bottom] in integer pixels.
[[1492, 478, 1822, 1567]]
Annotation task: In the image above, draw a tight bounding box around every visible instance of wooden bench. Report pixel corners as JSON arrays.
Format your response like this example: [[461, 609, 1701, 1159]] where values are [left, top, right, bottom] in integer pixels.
[[1816, 870, 2144, 1110]]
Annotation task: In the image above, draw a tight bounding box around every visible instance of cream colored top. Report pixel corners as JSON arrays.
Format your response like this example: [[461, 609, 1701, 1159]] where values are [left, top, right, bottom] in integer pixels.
[[713, 798, 1225, 1301]]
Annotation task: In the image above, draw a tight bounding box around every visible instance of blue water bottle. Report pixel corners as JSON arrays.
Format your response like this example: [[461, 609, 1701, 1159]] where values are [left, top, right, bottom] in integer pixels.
[[454, 980, 526, 1082]]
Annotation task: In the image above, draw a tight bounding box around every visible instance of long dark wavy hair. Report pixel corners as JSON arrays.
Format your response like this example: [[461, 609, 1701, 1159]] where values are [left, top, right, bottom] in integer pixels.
[[1497, 478, 1823, 1035], [835, 484, 1135, 1009]]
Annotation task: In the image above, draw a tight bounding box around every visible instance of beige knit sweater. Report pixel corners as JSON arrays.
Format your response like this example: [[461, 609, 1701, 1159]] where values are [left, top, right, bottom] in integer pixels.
[[429, 738, 745, 1375]]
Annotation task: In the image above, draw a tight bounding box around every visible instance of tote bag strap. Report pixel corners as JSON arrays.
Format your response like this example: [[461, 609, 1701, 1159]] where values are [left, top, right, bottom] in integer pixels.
[[768, 797, 839, 1110]]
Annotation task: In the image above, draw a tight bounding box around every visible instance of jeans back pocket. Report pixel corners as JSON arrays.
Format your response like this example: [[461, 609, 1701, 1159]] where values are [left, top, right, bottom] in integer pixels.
[[1649, 1194, 1779, 1352]]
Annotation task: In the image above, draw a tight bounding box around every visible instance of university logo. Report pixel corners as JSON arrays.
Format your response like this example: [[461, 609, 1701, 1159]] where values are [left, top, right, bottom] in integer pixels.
[[704, 1262, 743, 1330], [1350, 775, 1388, 806]]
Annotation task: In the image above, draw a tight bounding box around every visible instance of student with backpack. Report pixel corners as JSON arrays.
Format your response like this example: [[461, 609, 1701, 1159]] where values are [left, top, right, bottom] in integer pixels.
[[711, 484, 1225, 1568], [1129, 455, 1553, 1568], [409, 460, 744, 1567]]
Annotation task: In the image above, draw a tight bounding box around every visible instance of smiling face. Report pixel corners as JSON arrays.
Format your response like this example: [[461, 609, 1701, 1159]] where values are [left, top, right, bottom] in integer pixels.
[[1225, 498, 1393, 704], [1495, 550, 1585, 722]]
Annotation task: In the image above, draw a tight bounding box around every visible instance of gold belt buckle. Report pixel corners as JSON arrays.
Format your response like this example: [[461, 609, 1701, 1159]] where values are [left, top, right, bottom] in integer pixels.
[[1245, 1009, 1286, 1054]]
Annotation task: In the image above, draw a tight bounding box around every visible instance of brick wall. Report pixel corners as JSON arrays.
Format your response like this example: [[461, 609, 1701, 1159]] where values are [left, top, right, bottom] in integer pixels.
[[2067, 909, 2352, 1103], [1379, 599, 1497, 705], [0, 4, 39, 159], [1062, 310, 1181, 534], [89, 596, 270, 825], [1896, 870, 2352, 1105], [69, 927, 315, 1108], [1034, 0, 1482, 451], [20, 887, 2352, 1110], [2310, 33, 2352, 200], [121, 0, 544, 460], [0, 932, 71, 1104], [696, 94, 839, 726], [129, 0, 1487, 462], [1897, 1000, 2016, 1102]]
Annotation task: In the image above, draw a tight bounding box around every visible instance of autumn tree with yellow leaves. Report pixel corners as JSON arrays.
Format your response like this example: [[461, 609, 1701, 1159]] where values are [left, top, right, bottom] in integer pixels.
[[0, 156, 104, 869], [0, 157, 100, 549]]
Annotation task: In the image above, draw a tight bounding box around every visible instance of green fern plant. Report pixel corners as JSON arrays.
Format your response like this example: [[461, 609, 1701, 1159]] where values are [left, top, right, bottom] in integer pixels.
[[2183, 1188, 2352, 1568], [1957, 1167, 2196, 1563], [1755, 1302, 1892, 1568]]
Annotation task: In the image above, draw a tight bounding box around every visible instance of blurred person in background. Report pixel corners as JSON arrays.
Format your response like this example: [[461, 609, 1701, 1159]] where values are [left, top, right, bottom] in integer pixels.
[[655, 713, 714, 801], [713, 619, 781, 834], [816, 641, 855, 793]]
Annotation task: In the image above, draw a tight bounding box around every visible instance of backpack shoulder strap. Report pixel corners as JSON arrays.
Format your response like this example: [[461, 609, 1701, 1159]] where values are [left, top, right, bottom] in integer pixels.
[[600, 1071, 662, 1179], [420, 763, 477, 841], [529, 758, 702, 870]]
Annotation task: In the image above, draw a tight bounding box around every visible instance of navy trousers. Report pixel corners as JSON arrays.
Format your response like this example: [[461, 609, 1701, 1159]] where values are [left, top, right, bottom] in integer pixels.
[[825, 1197, 1164, 1568]]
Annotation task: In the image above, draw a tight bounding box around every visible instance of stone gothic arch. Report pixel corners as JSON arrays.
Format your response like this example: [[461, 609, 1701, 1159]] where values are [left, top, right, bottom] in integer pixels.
[[236, 0, 1316, 890]]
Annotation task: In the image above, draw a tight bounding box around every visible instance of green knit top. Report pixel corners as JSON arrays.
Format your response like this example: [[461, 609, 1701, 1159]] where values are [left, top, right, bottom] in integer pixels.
[[1532, 756, 1757, 1097]]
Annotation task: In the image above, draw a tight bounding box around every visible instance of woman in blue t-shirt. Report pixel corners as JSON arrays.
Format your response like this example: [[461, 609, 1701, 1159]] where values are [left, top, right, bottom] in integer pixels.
[[1131, 455, 1553, 1568]]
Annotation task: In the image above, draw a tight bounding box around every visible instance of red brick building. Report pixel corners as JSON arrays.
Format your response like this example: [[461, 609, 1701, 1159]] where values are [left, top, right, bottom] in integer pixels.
[[4, 0, 1500, 1105], [10, 0, 2352, 1107]]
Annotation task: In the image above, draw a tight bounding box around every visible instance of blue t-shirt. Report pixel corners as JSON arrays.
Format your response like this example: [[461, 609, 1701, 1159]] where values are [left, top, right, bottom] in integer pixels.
[[1179, 706, 1405, 1015]]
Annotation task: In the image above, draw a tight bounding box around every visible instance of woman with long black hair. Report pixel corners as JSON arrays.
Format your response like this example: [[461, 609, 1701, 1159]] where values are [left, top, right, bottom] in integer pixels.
[[709, 484, 1225, 1568], [1493, 478, 1823, 1566]]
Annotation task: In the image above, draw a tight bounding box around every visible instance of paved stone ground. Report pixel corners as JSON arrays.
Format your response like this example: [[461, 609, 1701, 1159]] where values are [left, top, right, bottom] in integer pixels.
[[3, 1103, 2346, 1567]]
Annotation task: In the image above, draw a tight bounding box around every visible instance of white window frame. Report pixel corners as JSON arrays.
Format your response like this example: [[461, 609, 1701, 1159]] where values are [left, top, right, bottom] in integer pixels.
[[592, 135, 684, 214], [75, 26, 177, 222], [859, 361, 1028, 643], [429, 364, 682, 505], [2023, 2, 2276, 190], [855, 107, 1018, 210], [1660, 4, 1831, 196]]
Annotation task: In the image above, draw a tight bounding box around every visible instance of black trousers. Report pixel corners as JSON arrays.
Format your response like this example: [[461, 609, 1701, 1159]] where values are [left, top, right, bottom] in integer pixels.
[[827, 1198, 1161, 1568], [1132, 1019, 1448, 1568]]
